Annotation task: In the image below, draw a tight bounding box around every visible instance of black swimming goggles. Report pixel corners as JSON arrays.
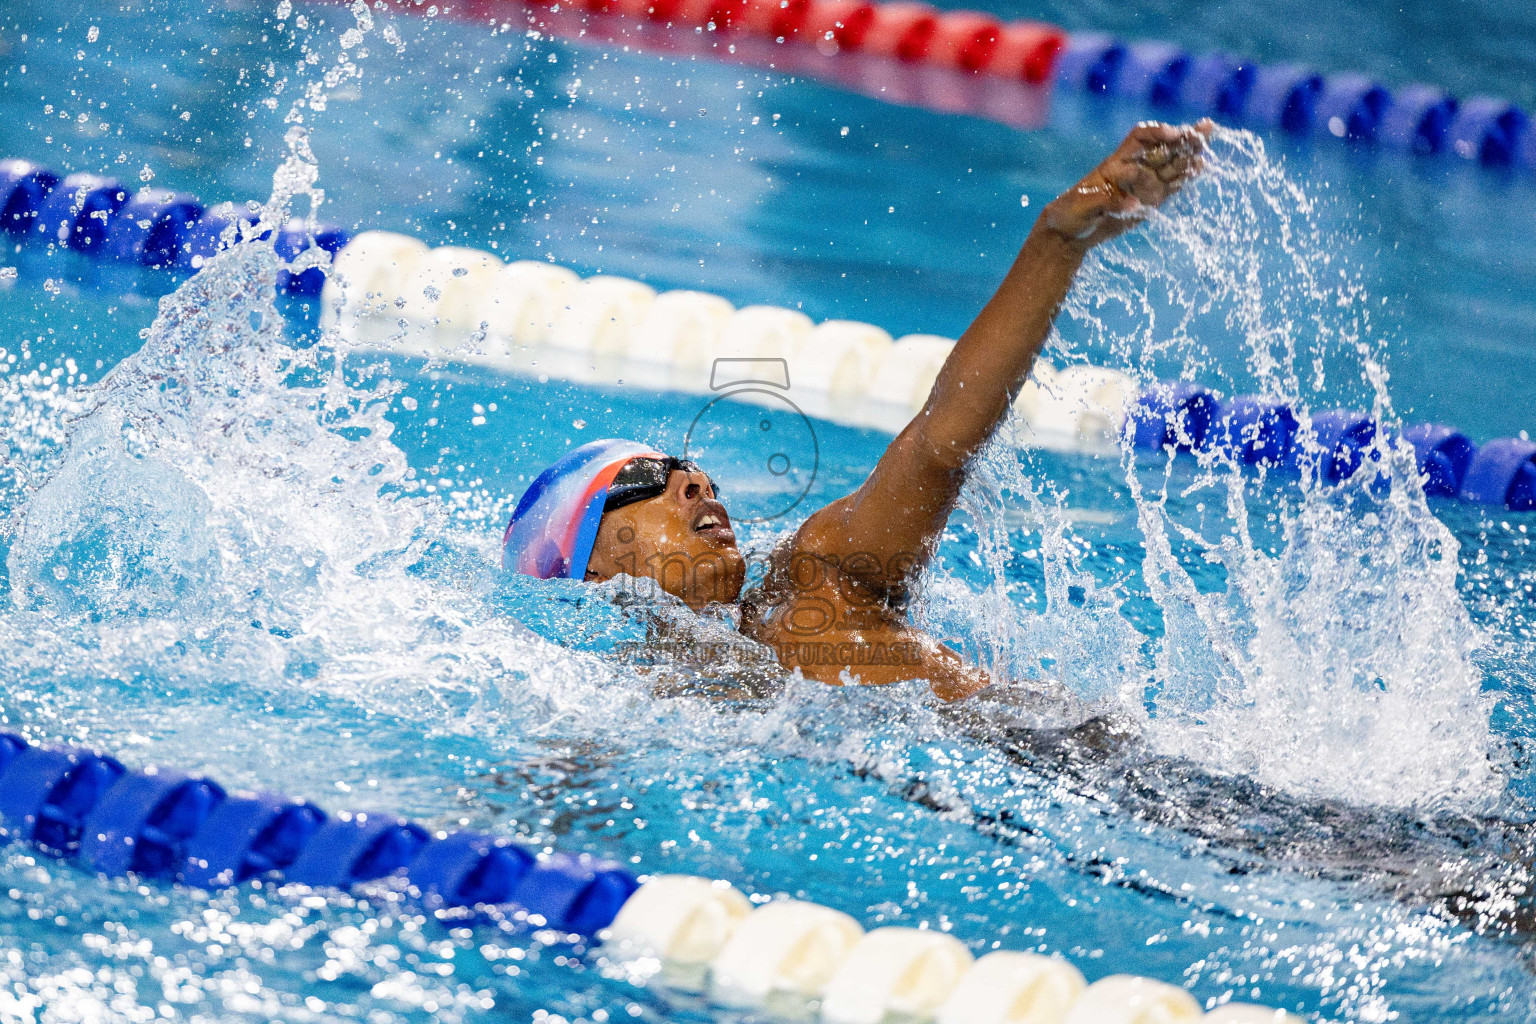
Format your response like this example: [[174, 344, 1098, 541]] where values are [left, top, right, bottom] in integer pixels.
[[603, 456, 720, 513]]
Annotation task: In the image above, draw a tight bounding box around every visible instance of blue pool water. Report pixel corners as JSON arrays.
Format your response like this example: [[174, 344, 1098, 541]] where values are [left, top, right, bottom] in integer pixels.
[[0, 2, 1534, 1022]]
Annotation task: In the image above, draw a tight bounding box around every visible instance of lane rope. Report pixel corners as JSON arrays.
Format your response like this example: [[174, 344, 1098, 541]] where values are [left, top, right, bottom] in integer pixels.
[[0, 728, 1307, 1022], [326, 230, 1536, 513], [379, 0, 1533, 174], [2, 158, 1530, 509]]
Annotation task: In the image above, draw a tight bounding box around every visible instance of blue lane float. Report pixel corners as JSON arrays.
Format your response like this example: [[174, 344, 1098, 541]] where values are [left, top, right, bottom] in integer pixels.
[[103, 189, 204, 268], [0, 156, 348, 296], [1181, 53, 1255, 119], [1447, 95, 1530, 167], [1215, 395, 1299, 466], [1115, 41, 1191, 109], [1245, 63, 1324, 135], [1379, 84, 1459, 155], [34, 173, 130, 252], [1054, 33, 1126, 95], [1126, 381, 1219, 452], [1127, 387, 1530, 513], [1057, 33, 1530, 173], [1402, 424, 1476, 497], [78, 769, 225, 877], [0, 733, 639, 935], [1315, 73, 1392, 141], [1460, 438, 1536, 512], [0, 160, 60, 231], [182, 793, 324, 888], [1308, 408, 1377, 482], [0, 744, 125, 854]]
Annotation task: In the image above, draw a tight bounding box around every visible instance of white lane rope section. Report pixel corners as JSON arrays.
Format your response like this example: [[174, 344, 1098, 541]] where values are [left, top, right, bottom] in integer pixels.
[[605, 874, 1306, 1023], [321, 231, 1140, 451]]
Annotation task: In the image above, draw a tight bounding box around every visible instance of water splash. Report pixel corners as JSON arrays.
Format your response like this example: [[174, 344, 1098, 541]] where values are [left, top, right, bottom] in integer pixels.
[[1050, 128, 1499, 812]]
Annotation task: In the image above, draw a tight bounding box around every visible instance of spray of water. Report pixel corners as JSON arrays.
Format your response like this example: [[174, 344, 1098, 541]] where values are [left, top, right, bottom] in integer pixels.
[[1034, 128, 1499, 812]]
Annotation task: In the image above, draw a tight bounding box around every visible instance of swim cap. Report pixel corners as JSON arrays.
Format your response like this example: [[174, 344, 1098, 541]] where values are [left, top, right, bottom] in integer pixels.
[[502, 438, 667, 580]]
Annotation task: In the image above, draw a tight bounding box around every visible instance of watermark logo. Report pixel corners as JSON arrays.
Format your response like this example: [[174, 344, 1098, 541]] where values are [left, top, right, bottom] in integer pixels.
[[682, 357, 819, 524]]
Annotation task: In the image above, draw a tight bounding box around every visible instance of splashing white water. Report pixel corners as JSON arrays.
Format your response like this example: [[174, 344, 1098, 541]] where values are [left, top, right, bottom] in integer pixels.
[[1050, 129, 1498, 811]]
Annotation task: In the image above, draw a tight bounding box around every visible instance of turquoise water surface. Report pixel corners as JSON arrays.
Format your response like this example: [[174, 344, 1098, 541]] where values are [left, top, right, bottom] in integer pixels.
[[0, 2, 1533, 1021]]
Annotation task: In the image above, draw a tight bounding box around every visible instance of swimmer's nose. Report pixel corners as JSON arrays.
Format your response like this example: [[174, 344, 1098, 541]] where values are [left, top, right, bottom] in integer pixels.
[[672, 468, 717, 504]]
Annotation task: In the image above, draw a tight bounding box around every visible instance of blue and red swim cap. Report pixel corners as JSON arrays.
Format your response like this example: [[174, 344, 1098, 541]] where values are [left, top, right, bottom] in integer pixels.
[[502, 438, 666, 580]]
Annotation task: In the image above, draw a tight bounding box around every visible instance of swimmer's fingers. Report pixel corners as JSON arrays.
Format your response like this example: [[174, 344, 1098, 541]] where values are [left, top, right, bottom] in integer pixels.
[[1042, 120, 1215, 247], [1106, 159, 1176, 210], [1115, 139, 1208, 204], [1126, 121, 1211, 172], [1152, 151, 1203, 185]]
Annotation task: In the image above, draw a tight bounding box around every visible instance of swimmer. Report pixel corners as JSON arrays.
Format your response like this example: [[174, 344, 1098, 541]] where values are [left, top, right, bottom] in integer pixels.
[[503, 120, 1213, 701]]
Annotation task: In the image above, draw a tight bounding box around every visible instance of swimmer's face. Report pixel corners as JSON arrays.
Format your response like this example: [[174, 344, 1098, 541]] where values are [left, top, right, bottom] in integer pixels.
[[585, 466, 746, 610]]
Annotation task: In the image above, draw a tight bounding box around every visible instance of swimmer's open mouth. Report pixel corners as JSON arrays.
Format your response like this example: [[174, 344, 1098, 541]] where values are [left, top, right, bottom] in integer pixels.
[[692, 503, 735, 543]]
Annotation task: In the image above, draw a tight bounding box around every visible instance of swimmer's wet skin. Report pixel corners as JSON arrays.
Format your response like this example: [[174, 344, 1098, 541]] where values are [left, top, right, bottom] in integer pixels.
[[503, 120, 1214, 701]]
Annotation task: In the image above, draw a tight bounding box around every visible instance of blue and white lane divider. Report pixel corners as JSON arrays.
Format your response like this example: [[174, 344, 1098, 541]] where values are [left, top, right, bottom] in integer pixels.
[[3, 159, 1531, 515], [0, 731, 1304, 1022], [0, 158, 349, 295], [329, 232, 1536, 514], [1055, 34, 1532, 172]]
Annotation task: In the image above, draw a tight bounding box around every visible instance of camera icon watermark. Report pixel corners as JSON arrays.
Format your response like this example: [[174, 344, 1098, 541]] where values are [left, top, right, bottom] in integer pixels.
[[682, 357, 820, 525]]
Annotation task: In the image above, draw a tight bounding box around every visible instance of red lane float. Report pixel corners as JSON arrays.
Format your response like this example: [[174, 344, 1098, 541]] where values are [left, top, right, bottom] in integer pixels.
[[990, 22, 1066, 85], [926, 12, 1001, 73], [506, 0, 1064, 80], [798, 0, 877, 51], [738, 0, 813, 39], [858, 2, 939, 62]]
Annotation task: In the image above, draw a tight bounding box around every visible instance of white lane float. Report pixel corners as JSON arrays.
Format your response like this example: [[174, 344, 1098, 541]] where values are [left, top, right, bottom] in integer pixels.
[[480, 259, 580, 349], [868, 334, 958, 413], [936, 950, 1087, 1024], [819, 927, 975, 1024], [326, 230, 430, 326], [1025, 362, 1140, 446], [550, 275, 657, 353], [606, 874, 753, 963], [793, 319, 895, 400], [717, 304, 816, 364], [321, 236, 1148, 451], [629, 289, 735, 370], [709, 899, 864, 1005]]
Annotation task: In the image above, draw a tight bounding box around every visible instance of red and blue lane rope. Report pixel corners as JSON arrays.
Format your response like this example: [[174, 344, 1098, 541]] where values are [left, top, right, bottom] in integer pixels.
[[435, 0, 1531, 172]]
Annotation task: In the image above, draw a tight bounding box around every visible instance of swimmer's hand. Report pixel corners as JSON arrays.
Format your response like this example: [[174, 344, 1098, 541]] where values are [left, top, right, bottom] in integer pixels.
[[1040, 119, 1213, 251]]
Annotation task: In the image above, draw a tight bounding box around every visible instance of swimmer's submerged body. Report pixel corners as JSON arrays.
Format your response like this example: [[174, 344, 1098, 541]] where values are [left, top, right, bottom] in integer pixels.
[[504, 121, 1213, 700]]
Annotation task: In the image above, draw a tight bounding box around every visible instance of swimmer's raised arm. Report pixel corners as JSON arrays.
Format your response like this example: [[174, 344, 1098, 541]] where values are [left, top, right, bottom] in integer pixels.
[[793, 121, 1212, 593]]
